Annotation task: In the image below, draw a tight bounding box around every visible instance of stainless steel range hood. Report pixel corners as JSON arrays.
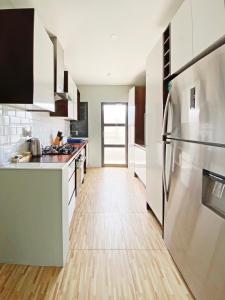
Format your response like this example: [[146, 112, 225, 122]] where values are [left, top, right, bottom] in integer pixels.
[[50, 36, 65, 95]]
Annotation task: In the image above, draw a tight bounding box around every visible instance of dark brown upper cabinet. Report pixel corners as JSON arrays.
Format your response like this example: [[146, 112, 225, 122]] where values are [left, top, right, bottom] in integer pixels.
[[77, 89, 81, 120], [50, 36, 65, 94], [135, 87, 146, 146], [0, 9, 54, 111]]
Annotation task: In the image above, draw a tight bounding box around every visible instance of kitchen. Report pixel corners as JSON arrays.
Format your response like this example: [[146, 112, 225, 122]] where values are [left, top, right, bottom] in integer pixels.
[[0, 0, 225, 299]]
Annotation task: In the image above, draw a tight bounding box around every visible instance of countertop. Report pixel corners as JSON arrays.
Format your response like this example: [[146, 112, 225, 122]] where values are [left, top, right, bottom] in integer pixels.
[[134, 143, 146, 150], [0, 141, 87, 170]]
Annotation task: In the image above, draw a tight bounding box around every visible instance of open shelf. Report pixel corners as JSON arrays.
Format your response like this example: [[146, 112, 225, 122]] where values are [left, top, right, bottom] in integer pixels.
[[163, 25, 171, 109]]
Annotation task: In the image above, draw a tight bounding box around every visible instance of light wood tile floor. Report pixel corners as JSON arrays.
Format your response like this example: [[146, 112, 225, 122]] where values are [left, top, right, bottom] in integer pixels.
[[0, 168, 193, 300]]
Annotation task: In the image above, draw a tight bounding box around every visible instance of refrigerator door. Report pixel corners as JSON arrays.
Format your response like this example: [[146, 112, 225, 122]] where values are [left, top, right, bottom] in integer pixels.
[[164, 140, 225, 300], [168, 44, 225, 146]]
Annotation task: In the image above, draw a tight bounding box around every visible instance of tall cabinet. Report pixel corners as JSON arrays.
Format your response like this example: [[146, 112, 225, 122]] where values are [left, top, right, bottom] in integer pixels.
[[128, 87, 135, 174], [171, 0, 225, 74], [191, 0, 225, 57], [145, 38, 163, 225], [128, 86, 146, 185]]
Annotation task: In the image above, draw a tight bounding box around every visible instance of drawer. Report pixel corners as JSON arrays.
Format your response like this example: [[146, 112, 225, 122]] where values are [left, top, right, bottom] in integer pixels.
[[68, 159, 76, 180], [80, 148, 85, 157], [68, 173, 75, 203], [68, 191, 76, 225], [76, 166, 82, 195]]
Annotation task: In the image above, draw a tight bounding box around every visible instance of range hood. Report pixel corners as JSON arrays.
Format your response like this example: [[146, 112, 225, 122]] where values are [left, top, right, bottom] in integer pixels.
[[50, 36, 65, 100]]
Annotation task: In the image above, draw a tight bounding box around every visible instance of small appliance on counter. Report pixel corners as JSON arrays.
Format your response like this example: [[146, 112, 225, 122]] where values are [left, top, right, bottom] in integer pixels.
[[28, 138, 42, 157]]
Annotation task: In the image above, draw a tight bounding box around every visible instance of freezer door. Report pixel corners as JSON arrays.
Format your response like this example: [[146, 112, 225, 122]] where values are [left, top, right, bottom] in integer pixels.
[[169, 44, 225, 145], [164, 140, 225, 300]]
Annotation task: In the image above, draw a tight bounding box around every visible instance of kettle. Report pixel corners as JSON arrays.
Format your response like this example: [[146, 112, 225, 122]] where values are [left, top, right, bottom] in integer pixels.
[[28, 138, 42, 157]]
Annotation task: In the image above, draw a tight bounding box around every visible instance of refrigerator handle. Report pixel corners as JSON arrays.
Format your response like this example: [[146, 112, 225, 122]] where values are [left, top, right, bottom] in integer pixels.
[[162, 91, 171, 138], [163, 141, 170, 202]]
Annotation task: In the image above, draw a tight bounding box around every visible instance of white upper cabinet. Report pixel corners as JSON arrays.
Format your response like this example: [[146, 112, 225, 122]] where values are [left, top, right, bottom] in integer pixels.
[[33, 11, 54, 111], [51, 37, 64, 94], [67, 72, 74, 119], [191, 0, 225, 57], [171, 0, 225, 74], [171, 0, 193, 74], [67, 71, 78, 120]]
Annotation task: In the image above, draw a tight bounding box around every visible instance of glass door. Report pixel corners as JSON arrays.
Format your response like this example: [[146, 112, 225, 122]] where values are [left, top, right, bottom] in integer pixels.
[[101, 103, 128, 167]]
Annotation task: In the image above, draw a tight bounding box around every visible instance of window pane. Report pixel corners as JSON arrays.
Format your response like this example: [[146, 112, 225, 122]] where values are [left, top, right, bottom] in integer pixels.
[[104, 147, 126, 165], [104, 126, 125, 145], [104, 104, 126, 124]]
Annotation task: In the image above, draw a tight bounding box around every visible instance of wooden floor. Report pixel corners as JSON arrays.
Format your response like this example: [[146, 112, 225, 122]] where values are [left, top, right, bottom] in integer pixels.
[[0, 168, 193, 300]]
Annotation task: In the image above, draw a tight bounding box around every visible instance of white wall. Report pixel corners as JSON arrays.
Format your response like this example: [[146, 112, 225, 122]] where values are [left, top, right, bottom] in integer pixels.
[[78, 85, 130, 167], [0, 0, 12, 8]]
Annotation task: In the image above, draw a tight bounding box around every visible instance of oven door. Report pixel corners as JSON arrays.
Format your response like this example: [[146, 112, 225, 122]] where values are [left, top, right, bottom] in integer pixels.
[[164, 140, 225, 300]]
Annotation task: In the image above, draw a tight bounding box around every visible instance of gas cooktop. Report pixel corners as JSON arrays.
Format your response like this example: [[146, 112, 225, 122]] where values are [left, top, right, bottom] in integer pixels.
[[42, 144, 77, 155]]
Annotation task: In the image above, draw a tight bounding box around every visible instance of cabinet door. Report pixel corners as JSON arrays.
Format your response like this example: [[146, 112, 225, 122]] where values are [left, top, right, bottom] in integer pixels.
[[67, 73, 74, 119], [128, 87, 135, 173], [145, 38, 163, 224], [73, 85, 78, 120], [134, 145, 146, 185], [33, 11, 54, 111], [191, 0, 225, 57], [171, 0, 193, 74]]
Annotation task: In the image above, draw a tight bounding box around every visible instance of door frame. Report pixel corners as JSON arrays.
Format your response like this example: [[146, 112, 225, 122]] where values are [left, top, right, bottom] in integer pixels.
[[101, 102, 128, 167]]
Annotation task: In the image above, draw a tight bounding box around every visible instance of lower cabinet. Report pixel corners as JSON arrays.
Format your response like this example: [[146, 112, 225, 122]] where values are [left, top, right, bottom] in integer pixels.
[[68, 191, 76, 225], [134, 145, 146, 185], [67, 160, 76, 225]]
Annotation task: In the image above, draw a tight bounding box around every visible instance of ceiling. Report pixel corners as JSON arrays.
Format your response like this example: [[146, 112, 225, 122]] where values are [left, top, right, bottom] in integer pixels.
[[9, 0, 183, 85]]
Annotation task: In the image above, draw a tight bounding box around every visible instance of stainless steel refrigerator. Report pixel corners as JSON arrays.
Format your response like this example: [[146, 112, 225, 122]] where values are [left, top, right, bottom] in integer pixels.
[[163, 44, 225, 300]]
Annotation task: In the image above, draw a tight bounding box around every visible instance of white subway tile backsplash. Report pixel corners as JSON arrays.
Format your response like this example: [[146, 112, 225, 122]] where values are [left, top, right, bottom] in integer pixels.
[[0, 104, 68, 165], [20, 118, 31, 125], [0, 126, 4, 135], [10, 116, 21, 125], [0, 136, 9, 145], [5, 126, 17, 135], [10, 135, 21, 144], [0, 116, 10, 125], [16, 110, 26, 118], [25, 111, 32, 119], [4, 106, 16, 116], [17, 127, 23, 135]]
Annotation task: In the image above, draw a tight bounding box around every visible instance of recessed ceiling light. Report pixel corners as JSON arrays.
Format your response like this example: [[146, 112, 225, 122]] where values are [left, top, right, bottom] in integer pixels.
[[110, 34, 118, 40]]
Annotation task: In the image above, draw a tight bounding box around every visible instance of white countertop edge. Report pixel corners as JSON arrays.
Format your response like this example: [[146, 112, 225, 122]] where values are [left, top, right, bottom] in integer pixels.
[[0, 162, 67, 170], [134, 143, 146, 150]]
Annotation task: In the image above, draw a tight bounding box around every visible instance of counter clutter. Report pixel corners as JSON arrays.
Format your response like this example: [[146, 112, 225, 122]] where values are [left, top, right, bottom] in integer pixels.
[[0, 140, 88, 267]]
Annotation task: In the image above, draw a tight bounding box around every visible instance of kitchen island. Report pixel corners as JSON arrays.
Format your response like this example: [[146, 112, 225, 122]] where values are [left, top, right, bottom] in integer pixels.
[[0, 141, 87, 267]]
